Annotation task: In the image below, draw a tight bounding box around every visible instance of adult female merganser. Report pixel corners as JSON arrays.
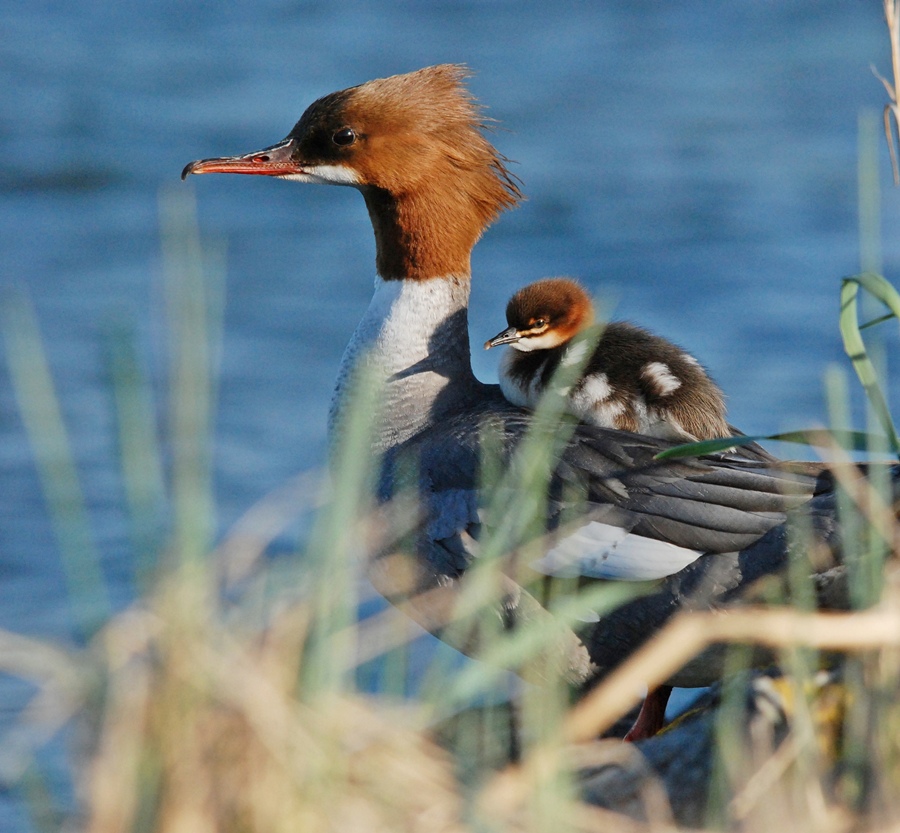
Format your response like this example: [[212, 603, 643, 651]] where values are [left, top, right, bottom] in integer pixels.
[[183, 65, 851, 740], [486, 277, 730, 442]]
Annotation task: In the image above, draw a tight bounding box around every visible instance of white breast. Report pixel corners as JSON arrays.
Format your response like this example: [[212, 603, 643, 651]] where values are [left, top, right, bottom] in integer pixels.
[[329, 276, 474, 450], [497, 349, 546, 408]]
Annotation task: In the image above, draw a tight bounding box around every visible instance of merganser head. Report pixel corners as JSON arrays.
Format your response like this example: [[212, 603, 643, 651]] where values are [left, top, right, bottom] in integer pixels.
[[182, 64, 521, 280], [485, 277, 594, 352]]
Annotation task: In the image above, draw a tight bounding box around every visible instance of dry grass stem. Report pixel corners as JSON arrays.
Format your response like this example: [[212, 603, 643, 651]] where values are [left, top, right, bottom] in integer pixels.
[[213, 471, 325, 587], [480, 743, 679, 833], [0, 630, 85, 783], [877, 0, 900, 183], [564, 605, 900, 745], [77, 573, 467, 833], [812, 433, 900, 549]]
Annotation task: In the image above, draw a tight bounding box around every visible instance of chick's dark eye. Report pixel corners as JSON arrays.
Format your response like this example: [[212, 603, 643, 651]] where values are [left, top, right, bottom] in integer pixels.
[[332, 127, 357, 147], [535, 318, 547, 328]]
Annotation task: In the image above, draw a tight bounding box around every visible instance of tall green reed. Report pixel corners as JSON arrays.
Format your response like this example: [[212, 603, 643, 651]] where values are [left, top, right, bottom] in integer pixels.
[[2, 293, 109, 640]]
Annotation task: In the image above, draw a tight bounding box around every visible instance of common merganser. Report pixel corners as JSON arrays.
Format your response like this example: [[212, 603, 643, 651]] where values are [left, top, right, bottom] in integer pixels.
[[485, 277, 730, 443], [182, 65, 856, 740]]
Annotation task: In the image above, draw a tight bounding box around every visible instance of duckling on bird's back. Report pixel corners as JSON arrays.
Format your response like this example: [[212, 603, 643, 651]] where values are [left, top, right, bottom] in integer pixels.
[[486, 277, 730, 442]]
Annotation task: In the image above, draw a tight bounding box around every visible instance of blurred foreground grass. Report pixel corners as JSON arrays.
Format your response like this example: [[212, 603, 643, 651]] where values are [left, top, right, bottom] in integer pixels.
[[2, 186, 900, 833]]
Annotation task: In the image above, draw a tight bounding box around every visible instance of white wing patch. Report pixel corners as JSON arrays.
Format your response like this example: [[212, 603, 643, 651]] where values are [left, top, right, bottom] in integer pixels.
[[576, 373, 612, 403], [569, 373, 626, 428], [531, 521, 704, 580], [642, 361, 682, 396]]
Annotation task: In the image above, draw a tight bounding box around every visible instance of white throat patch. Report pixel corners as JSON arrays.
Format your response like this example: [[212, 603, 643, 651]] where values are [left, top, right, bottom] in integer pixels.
[[279, 164, 361, 186]]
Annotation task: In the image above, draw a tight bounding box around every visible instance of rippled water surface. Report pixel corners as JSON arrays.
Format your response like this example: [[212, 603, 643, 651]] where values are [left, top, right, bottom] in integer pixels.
[[2, 1, 900, 827]]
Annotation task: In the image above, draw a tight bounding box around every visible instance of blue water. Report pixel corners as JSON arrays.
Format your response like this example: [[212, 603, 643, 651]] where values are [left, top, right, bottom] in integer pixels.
[[2, 1, 900, 827]]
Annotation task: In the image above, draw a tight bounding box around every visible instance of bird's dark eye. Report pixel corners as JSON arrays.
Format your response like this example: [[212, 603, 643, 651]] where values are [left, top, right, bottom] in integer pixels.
[[534, 318, 547, 328], [332, 127, 357, 147]]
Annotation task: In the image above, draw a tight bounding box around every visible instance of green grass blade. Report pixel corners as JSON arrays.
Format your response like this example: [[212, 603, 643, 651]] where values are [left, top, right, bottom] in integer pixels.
[[106, 320, 168, 586], [839, 273, 900, 452], [1, 292, 109, 639], [303, 363, 383, 695], [477, 323, 603, 561], [654, 428, 885, 461], [653, 435, 768, 460], [432, 580, 647, 717], [860, 311, 896, 330], [159, 186, 224, 563]]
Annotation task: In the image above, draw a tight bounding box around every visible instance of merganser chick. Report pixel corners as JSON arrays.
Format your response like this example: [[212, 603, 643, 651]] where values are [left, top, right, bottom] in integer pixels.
[[486, 277, 730, 443], [182, 65, 869, 742]]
